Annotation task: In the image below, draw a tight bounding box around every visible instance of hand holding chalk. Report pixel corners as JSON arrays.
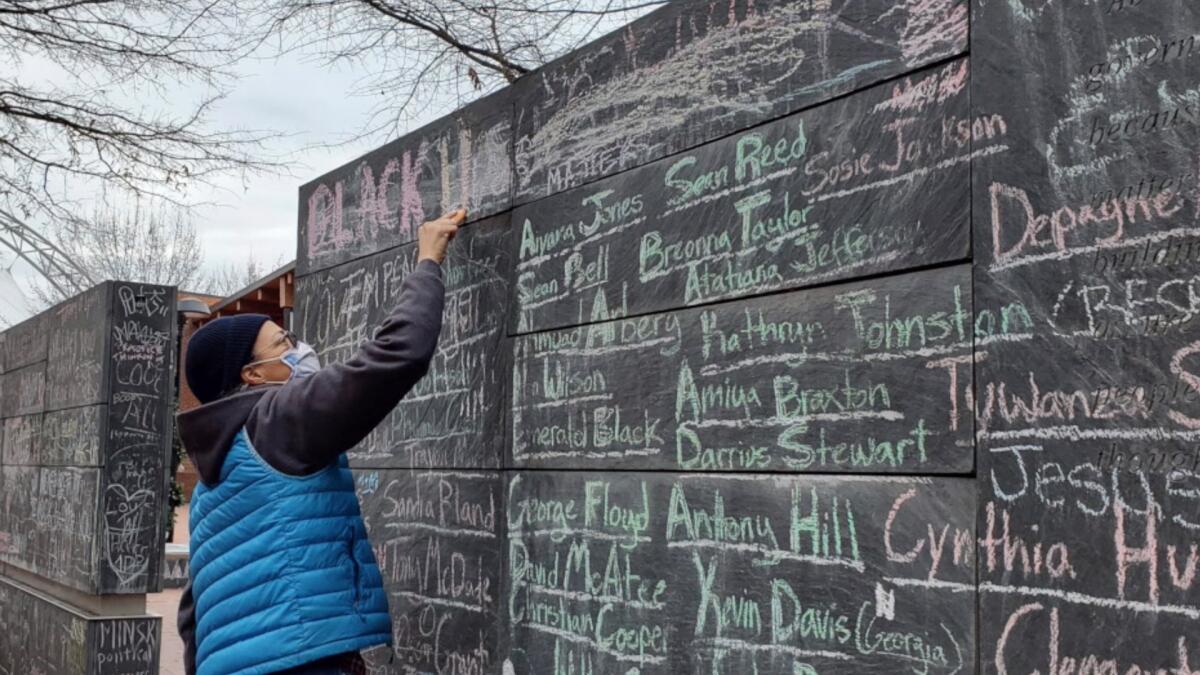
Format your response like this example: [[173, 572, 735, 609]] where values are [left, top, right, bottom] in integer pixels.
[[417, 208, 467, 264]]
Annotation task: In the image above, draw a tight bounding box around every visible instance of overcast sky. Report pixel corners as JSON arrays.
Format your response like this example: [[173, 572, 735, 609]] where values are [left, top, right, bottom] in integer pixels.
[[185, 53, 457, 276], [0, 45, 462, 322]]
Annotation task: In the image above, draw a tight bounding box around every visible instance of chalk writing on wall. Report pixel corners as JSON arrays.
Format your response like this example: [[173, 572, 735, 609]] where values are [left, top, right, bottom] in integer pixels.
[[513, 0, 969, 202], [101, 283, 174, 593], [512, 265, 981, 472], [510, 58, 993, 334], [972, 0, 1200, 671], [0, 281, 175, 596], [289, 0, 1200, 670], [45, 283, 108, 411], [356, 470, 503, 674], [504, 472, 975, 674], [39, 406, 105, 467], [298, 90, 513, 276], [297, 216, 513, 469]]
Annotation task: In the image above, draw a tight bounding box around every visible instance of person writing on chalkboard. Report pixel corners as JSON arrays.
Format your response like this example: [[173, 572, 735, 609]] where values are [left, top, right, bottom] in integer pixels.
[[174, 209, 467, 675]]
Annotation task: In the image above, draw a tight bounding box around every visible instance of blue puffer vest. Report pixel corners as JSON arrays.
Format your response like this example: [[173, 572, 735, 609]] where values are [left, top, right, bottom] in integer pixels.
[[189, 430, 391, 675]]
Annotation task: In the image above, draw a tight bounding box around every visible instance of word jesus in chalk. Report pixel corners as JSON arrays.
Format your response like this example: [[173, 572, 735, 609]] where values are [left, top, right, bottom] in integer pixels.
[[1096, 444, 1200, 474], [984, 446, 1200, 605]]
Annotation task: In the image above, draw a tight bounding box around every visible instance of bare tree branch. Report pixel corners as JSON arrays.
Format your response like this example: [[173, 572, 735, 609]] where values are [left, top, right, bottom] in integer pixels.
[[28, 201, 207, 306], [0, 0, 283, 223], [201, 250, 286, 297], [251, 0, 665, 142]]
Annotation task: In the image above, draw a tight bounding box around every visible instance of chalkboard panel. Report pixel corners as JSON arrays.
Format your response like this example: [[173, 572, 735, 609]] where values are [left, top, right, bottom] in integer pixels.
[[2, 413, 40, 465], [0, 464, 103, 592], [0, 576, 161, 675], [34, 466, 102, 591], [971, 0, 1200, 670], [298, 89, 513, 276], [101, 282, 175, 593], [296, 216, 513, 469], [3, 312, 45, 372], [90, 616, 162, 675], [45, 283, 109, 411], [0, 464, 37, 566], [2, 362, 45, 418], [512, 264, 975, 472], [0, 575, 91, 674], [354, 469, 504, 674], [510, 58, 982, 334], [39, 405, 105, 466], [502, 471, 976, 674], [512, 0, 968, 203], [978, 440, 1200, 670]]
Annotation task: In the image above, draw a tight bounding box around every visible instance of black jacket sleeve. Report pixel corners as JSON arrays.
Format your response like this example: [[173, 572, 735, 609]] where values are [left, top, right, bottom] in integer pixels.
[[245, 258, 445, 474], [178, 579, 197, 675]]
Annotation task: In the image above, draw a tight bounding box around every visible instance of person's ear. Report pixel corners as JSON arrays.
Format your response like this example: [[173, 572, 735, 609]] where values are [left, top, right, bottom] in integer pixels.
[[241, 364, 267, 387]]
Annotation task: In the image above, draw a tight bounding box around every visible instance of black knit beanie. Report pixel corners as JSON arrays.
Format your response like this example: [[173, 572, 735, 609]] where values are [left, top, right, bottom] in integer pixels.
[[186, 314, 272, 404]]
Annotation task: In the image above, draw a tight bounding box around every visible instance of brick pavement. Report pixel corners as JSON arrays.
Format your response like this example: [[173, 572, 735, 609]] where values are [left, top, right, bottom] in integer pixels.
[[152, 504, 190, 675], [148, 587, 185, 675]]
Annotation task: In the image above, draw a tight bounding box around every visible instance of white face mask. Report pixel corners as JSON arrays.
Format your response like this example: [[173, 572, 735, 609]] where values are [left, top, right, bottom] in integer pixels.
[[246, 341, 322, 384]]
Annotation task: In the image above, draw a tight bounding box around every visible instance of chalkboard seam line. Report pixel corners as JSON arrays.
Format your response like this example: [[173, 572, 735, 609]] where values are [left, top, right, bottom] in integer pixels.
[[0, 460, 105, 469], [296, 218, 508, 282], [507, 50, 972, 212], [345, 464, 977, 480], [0, 575, 159, 621], [6, 399, 107, 417], [297, 208, 510, 278], [507, 254, 973, 339], [967, 83, 978, 483], [884, 576, 1200, 620], [502, 466, 978, 479]]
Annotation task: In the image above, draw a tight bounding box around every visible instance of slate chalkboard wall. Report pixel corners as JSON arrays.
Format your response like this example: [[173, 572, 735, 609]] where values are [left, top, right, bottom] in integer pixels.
[[0, 281, 176, 596], [294, 0, 1199, 672], [0, 576, 161, 675], [971, 1, 1200, 672]]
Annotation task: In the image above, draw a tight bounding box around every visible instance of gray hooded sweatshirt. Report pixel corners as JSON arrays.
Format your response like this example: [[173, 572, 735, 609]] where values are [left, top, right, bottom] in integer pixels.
[[175, 258, 445, 674]]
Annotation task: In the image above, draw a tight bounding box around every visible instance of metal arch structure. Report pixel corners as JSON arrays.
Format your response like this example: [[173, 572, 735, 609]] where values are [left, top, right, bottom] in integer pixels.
[[0, 208, 95, 300]]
